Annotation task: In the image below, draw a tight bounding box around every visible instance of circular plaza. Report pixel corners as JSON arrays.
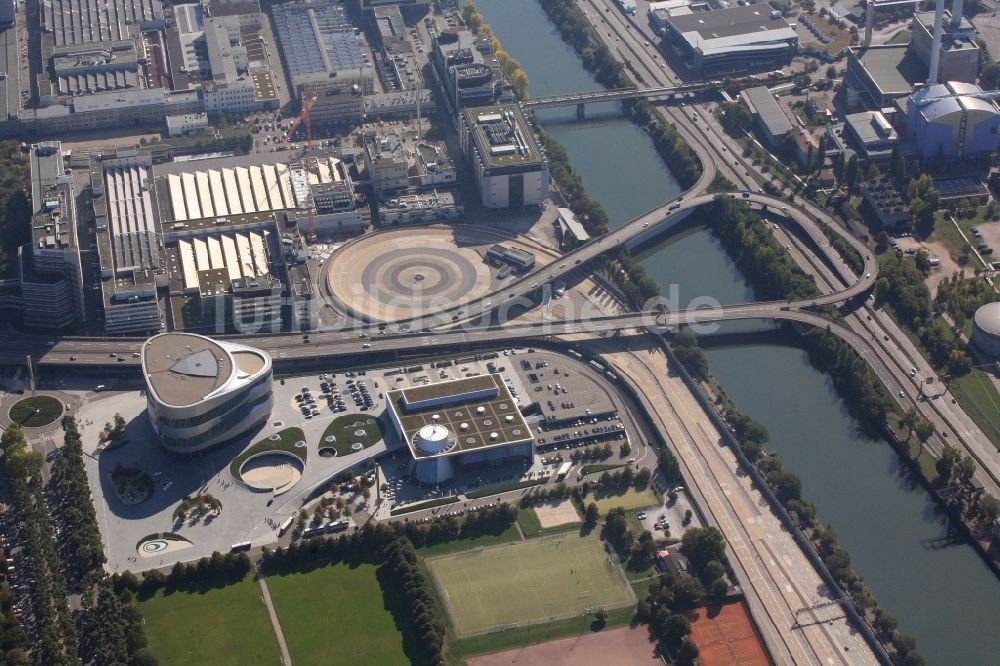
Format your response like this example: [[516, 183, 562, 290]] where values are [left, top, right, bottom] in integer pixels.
[[324, 226, 516, 321]]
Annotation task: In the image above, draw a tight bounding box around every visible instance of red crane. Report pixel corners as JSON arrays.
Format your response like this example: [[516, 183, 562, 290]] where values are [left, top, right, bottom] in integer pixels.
[[283, 96, 320, 239]]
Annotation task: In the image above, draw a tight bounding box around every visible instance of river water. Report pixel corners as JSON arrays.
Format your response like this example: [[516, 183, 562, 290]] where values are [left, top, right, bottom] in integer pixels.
[[474, 0, 1000, 663]]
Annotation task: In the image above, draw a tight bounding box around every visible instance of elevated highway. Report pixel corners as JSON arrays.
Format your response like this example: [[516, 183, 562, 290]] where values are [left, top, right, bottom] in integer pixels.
[[521, 80, 718, 116]]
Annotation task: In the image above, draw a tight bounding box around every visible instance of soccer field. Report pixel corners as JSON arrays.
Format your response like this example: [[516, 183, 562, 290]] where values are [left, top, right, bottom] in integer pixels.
[[426, 533, 634, 637]]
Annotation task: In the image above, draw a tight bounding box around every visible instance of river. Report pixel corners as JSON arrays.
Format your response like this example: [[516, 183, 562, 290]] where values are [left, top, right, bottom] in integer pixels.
[[473, 0, 1000, 663]]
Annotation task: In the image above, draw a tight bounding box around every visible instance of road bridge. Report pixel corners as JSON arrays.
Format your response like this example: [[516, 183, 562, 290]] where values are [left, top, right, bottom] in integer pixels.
[[522, 80, 719, 118]]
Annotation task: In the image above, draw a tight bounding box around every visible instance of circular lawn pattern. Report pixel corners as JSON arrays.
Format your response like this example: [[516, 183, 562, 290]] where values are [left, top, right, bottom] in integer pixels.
[[8, 395, 64, 428]]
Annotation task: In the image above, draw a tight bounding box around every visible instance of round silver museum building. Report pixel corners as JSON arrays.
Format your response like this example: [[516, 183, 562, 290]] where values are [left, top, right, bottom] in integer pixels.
[[972, 302, 1000, 357], [141, 332, 273, 455]]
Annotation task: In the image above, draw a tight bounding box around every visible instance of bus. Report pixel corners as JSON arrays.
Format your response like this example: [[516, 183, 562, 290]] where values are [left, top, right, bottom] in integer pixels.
[[278, 517, 293, 537], [230, 541, 251, 553], [556, 461, 573, 480]]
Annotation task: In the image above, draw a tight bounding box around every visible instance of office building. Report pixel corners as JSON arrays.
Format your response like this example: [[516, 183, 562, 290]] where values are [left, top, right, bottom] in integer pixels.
[[431, 29, 504, 110], [363, 129, 456, 196], [459, 105, 548, 209]]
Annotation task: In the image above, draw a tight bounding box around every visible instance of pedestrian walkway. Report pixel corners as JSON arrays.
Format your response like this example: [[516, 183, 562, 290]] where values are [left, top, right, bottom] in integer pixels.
[[258, 572, 292, 666]]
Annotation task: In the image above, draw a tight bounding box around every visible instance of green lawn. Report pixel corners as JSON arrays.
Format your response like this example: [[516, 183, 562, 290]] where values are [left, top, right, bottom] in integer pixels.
[[465, 477, 549, 499], [585, 487, 659, 514], [138, 576, 280, 666], [950, 370, 1000, 451], [266, 564, 407, 666], [390, 496, 459, 516], [8, 396, 63, 427], [320, 414, 385, 456], [230, 427, 306, 477], [426, 533, 634, 637]]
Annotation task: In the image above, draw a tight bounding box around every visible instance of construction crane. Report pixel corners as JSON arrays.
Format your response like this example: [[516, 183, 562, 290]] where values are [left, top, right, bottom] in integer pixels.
[[283, 96, 320, 239]]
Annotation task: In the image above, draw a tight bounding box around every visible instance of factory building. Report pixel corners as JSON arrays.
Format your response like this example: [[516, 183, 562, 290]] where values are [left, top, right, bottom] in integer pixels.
[[905, 82, 1000, 165], [142, 332, 273, 455], [459, 105, 548, 209], [844, 45, 927, 110], [272, 1, 373, 125], [431, 29, 505, 111], [825, 111, 899, 163], [90, 148, 163, 335], [386, 374, 533, 484], [660, 4, 797, 76], [741, 86, 792, 147], [363, 129, 456, 197], [911, 9, 978, 85], [18, 142, 85, 331]]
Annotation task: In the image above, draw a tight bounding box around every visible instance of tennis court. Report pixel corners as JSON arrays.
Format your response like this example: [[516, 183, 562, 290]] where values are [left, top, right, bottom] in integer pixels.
[[688, 600, 772, 666], [426, 533, 634, 637]]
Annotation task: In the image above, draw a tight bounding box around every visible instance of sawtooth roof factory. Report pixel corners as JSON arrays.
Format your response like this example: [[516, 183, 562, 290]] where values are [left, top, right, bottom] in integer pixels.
[[387, 374, 533, 484]]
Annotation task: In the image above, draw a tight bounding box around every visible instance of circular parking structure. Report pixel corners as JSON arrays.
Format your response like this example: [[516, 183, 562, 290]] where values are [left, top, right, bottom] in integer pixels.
[[8, 395, 64, 428], [324, 227, 498, 321], [238, 452, 305, 496]]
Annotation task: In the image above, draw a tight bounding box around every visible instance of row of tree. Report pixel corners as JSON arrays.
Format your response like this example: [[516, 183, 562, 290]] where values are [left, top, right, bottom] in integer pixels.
[[0, 427, 79, 665], [52, 417, 106, 584], [0, 551, 29, 664], [383, 538, 447, 665], [78, 577, 156, 666]]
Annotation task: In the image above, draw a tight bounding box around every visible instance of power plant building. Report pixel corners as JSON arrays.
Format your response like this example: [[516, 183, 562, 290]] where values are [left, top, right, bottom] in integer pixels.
[[459, 105, 548, 209], [141, 332, 273, 455], [386, 374, 533, 484], [905, 82, 1000, 164], [911, 9, 978, 85], [972, 302, 1000, 357], [660, 4, 797, 76]]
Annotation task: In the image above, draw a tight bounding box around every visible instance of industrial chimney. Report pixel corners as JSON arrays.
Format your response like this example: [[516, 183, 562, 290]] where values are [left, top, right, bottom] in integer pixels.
[[927, 0, 946, 85], [864, 0, 875, 48], [951, 0, 964, 29]]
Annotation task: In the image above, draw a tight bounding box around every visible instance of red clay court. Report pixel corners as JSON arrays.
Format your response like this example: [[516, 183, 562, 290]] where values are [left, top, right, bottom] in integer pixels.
[[467, 626, 659, 666], [688, 600, 772, 666]]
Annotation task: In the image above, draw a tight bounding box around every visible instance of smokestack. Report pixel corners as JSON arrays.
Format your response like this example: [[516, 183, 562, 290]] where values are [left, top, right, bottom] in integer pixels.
[[951, 0, 964, 29], [864, 0, 875, 48], [927, 0, 946, 85]]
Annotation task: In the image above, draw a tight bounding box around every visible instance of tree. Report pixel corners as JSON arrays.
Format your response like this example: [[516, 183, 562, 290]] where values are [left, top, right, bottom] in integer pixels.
[[681, 527, 727, 571], [826, 65, 837, 79], [907, 174, 941, 237], [936, 445, 961, 481], [461, 1, 482, 33], [978, 493, 1000, 524], [0, 426, 26, 454], [674, 636, 700, 666], [661, 613, 690, 647], [816, 133, 827, 171], [982, 61, 1000, 89], [584, 502, 599, 526], [845, 154, 859, 191], [914, 418, 935, 453], [129, 647, 160, 666], [873, 609, 898, 639], [900, 408, 918, 438]]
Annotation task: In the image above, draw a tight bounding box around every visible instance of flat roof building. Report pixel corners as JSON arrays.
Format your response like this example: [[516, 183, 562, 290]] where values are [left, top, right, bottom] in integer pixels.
[[459, 105, 548, 209], [845, 45, 926, 110], [661, 4, 797, 76], [911, 10, 978, 85], [142, 332, 273, 455], [741, 86, 792, 147], [386, 374, 533, 483], [431, 28, 504, 111]]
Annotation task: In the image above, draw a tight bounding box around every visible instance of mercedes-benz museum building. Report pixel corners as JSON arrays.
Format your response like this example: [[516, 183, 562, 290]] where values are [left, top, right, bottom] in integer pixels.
[[141, 332, 273, 455]]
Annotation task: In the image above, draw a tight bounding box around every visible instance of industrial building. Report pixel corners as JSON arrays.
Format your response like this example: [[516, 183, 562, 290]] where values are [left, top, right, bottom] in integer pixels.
[[844, 45, 927, 110], [379, 190, 463, 226], [905, 82, 1000, 165], [972, 302, 1000, 357], [486, 244, 536, 271], [660, 4, 797, 76], [459, 105, 548, 209], [272, 1, 374, 125], [826, 111, 899, 163], [386, 374, 533, 484], [18, 142, 85, 331], [911, 8, 978, 85], [363, 129, 456, 196], [859, 177, 911, 227], [89, 148, 162, 335], [142, 332, 273, 455], [741, 86, 792, 147], [171, 5, 279, 114], [431, 29, 505, 111]]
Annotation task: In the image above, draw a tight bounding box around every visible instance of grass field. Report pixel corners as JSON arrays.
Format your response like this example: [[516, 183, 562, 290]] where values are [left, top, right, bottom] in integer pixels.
[[320, 415, 385, 456], [426, 533, 634, 637], [585, 487, 659, 514], [229, 427, 306, 477], [8, 396, 63, 427], [420, 523, 522, 557], [266, 564, 407, 666], [138, 577, 280, 666]]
